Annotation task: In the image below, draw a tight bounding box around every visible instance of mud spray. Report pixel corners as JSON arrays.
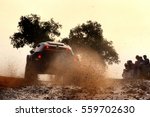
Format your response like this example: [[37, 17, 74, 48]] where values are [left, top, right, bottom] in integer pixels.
[[49, 47, 113, 93]]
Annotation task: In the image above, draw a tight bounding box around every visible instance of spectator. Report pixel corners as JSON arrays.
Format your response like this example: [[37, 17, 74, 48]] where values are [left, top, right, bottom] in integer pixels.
[[142, 55, 150, 78], [134, 55, 141, 78], [123, 55, 150, 79], [143, 55, 149, 65]]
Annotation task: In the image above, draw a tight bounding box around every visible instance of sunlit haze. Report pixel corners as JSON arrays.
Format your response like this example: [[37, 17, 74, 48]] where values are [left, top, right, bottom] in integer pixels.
[[1, 0, 150, 78]]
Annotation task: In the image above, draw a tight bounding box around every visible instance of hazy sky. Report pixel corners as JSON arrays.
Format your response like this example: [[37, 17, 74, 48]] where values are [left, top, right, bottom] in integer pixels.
[[1, 0, 150, 78]]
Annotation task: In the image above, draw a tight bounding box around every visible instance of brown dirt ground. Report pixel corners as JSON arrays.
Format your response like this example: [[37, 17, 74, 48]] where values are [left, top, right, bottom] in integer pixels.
[[0, 76, 150, 100]]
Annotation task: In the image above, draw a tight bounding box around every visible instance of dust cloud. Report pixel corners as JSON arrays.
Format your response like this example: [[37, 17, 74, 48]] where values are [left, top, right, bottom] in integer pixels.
[[49, 47, 111, 92], [0, 46, 113, 90]]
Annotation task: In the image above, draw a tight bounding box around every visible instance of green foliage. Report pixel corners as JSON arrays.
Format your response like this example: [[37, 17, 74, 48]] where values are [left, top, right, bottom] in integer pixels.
[[62, 20, 119, 65], [10, 14, 61, 48]]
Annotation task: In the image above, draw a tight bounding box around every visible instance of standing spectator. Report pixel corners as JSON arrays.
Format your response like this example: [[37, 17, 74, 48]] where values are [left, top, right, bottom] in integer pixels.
[[122, 60, 134, 79], [142, 55, 150, 78], [134, 55, 141, 78], [143, 55, 149, 65]]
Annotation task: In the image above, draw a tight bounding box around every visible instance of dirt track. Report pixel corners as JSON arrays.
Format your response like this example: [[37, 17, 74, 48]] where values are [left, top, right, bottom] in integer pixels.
[[0, 76, 150, 100]]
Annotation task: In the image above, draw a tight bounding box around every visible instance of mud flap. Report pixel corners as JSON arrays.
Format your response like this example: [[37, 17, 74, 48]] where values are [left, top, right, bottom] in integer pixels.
[[24, 56, 38, 84]]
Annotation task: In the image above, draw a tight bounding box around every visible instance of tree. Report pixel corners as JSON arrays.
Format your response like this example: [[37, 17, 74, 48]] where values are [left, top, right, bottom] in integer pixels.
[[10, 14, 61, 48], [62, 20, 119, 65]]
